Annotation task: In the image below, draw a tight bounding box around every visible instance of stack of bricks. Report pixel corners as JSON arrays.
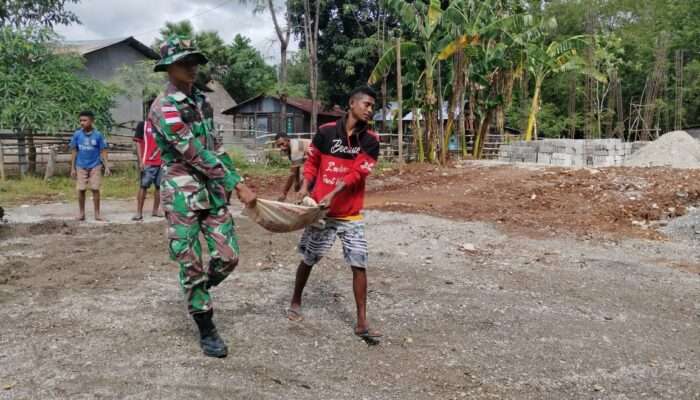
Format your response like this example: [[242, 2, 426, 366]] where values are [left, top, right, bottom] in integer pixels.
[[496, 138, 647, 167], [498, 142, 538, 163]]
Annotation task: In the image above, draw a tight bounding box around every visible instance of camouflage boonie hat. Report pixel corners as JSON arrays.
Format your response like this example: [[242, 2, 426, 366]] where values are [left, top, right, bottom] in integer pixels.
[[154, 35, 208, 72]]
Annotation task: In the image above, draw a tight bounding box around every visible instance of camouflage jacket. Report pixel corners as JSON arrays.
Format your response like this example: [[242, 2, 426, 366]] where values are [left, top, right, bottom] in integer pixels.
[[149, 83, 240, 210]]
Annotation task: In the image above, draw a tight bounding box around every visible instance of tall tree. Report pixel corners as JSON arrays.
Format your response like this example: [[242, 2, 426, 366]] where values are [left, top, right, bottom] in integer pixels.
[[242, 0, 293, 132], [0, 0, 80, 28], [301, 0, 321, 133], [222, 34, 277, 102], [0, 28, 116, 174]]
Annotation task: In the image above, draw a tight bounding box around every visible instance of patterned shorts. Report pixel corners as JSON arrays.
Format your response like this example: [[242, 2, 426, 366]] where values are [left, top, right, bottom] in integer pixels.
[[298, 219, 368, 268]]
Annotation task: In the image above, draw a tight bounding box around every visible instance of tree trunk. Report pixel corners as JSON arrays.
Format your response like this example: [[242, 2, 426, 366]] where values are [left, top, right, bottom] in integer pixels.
[[396, 36, 403, 165], [525, 79, 542, 141], [568, 73, 576, 138], [473, 109, 493, 159], [269, 0, 290, 134], [413, 107, 424, 163], [16, 128, 27, 177], [458, 86, 466, 159], [27, 130, 36, 175], [437, 62, 444, 163], [381, 76, 387, 133], [302, 0, 320, 134], [279, 44, 288, 133], [440, 52, 465, 165]]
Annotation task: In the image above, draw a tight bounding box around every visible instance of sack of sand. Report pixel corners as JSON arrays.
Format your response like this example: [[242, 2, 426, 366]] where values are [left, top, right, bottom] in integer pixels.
[[244, 197, 326, 233]]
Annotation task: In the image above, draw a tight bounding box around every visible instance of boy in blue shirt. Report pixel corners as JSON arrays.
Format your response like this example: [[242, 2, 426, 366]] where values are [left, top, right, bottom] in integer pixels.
[[69, 111, 110, 221]]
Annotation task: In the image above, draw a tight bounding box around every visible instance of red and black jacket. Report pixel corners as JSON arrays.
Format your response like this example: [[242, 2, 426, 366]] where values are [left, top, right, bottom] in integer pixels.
[[304, 116, 380, 218]]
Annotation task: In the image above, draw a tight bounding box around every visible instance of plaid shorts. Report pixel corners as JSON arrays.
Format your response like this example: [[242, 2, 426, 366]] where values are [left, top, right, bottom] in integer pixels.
[[298, 219, 368, 268]]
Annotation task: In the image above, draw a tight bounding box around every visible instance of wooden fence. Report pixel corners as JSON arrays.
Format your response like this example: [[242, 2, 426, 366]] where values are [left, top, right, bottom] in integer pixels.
[[0, 130, 137, 179]]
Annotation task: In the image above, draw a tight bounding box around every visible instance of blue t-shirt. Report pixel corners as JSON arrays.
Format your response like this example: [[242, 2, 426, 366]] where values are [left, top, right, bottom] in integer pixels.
[[69, 129, 108, 169]]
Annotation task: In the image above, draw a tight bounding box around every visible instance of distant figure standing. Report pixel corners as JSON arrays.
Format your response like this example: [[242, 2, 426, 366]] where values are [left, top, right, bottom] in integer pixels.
[[132, 119, 163, 220], [275, 132, 312, 201], [70, 111, 110, 221]]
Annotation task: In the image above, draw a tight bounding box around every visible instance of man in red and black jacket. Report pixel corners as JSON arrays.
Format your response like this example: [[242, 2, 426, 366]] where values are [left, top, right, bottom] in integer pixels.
[[287, 86, 382, 341]]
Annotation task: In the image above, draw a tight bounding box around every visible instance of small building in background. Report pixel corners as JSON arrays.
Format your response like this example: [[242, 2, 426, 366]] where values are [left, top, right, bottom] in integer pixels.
[[203, 80, 237, 130], [59, 37, 159, 134], [222, 95, 345, 137]]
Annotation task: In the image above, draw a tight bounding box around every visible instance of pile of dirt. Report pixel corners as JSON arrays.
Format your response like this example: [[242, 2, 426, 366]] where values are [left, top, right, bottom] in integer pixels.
[[245, 162, 700, 240], [625, 130, 700, 168], [364, 163, 700, 240]]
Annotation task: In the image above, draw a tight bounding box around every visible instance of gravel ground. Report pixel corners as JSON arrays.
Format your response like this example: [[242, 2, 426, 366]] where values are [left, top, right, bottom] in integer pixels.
[[0, 205, 698, 400]]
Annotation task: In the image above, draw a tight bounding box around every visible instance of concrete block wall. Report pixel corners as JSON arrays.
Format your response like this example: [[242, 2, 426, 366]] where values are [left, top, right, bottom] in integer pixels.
[[498, 139, 647, 167]]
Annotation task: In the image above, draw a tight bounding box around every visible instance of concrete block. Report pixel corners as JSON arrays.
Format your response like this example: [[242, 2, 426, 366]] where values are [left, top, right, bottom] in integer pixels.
[[537, 153, 552, 164]]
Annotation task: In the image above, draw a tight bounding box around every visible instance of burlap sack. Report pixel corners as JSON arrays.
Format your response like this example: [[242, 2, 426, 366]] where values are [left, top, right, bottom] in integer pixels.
[[244, 197, 326, 233]]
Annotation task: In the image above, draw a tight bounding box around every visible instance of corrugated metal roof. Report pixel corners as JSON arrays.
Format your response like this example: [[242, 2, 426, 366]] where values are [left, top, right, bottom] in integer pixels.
[[59, 37, 159, 59], [222, 94, 345, 117]]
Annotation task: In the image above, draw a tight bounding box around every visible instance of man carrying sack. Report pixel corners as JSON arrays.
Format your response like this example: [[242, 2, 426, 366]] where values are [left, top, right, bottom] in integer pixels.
[[149, 35, 256, 358], [286, 86, 382, 342]]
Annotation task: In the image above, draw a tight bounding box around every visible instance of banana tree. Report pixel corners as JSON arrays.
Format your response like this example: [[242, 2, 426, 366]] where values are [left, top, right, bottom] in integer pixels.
[[523, 28, 587, 141], [370, 0, 456, 163], [436, 0, 508, 163]]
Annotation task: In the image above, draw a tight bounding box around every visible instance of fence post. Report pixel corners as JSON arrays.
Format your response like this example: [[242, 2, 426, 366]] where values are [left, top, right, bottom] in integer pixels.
[[44, 145, 56, 180], [0, 141, 5, 181]]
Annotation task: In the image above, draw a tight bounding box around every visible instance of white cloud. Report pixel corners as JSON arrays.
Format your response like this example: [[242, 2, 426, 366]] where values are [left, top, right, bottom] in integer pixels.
[[54, 0, 299, 64]]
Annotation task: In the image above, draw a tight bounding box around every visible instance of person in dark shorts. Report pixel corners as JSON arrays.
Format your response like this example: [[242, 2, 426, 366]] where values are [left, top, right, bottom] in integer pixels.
[[286, 86, 382, 342], [132, 119, 163, 220]]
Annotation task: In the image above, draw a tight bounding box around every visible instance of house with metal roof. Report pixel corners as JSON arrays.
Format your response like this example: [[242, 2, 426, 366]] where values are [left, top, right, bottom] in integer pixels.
[[60, 37, 159, 134], [222, 94, 345, 137]]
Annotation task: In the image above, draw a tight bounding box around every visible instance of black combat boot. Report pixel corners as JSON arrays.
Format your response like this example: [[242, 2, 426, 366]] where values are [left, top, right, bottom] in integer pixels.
[[192, 310, 228, 358]]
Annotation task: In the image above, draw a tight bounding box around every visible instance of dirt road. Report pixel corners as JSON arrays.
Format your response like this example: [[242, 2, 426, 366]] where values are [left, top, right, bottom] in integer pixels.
[[1, 163, 699, 399]]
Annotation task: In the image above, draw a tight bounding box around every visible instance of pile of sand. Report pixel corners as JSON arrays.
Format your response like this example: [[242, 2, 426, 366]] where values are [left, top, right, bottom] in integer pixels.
[[625, 130, 700, 169]]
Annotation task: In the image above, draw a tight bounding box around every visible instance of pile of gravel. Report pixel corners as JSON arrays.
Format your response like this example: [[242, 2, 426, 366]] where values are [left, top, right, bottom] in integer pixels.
[[625, 130, 700, 169]]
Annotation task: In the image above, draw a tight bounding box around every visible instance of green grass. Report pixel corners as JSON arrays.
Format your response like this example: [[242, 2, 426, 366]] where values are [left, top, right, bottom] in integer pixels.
[[0, 150, 389, 207], [0, 168, 142, 206], [0, 156, 288, 206]]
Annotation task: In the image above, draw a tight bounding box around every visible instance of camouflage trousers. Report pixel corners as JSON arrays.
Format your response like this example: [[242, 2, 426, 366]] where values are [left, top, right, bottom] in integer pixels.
[[165, 205, 240, 315]]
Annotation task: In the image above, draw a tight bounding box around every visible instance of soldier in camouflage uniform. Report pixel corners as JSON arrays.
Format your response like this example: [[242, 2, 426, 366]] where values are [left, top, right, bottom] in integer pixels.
[[149, 35, 257, 358]]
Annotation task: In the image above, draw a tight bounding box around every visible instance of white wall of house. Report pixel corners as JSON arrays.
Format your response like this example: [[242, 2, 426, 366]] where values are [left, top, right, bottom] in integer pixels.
[[82, 43, 150, 135]]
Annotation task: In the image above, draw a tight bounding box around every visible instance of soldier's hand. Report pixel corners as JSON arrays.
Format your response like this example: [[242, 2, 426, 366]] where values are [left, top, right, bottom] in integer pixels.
[[104, 166, 112, 177], [235, 183, 257, 207], [70, 168, 77, 179]]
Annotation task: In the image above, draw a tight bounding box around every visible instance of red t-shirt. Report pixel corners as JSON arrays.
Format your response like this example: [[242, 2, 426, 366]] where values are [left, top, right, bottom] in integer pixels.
[[133, 120, 162, 167], [303, 117, 380, 219]]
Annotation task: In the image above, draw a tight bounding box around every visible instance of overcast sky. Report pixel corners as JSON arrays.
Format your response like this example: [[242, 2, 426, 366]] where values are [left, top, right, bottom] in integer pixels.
[[54, 0, 298, 64]]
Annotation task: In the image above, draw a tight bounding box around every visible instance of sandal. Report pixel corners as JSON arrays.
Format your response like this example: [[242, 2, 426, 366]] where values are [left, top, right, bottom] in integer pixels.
[[355, 328, 382, 345], [286, 308, 304, 322]]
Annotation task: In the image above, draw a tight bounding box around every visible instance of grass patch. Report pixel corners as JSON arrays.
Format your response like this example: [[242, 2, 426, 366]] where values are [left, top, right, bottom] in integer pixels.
[[228, 149, 289, 177], [0, 156, 288, 206], [0, 168, 142, 206]]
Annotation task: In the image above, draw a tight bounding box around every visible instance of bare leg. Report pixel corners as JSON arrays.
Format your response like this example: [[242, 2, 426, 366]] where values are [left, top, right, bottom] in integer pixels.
[[352, 267, 368, 332], [152, 189, 163, 217], [134, 187, 146, 219], [92, 190, 103, 221], [353, 266, 381, 340], [77, 190, 86, 221], [288, 261, 313, 321]]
